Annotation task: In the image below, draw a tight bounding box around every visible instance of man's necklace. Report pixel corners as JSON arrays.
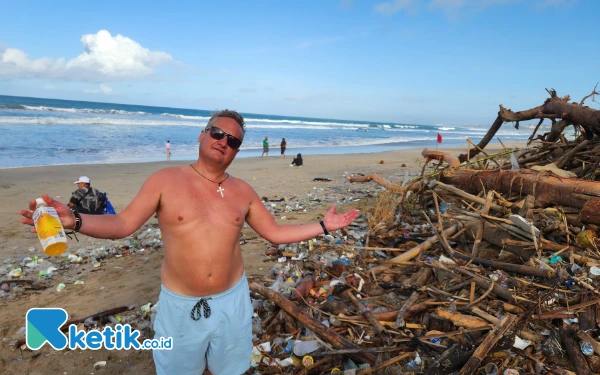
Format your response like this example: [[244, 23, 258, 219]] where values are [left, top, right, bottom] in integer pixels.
[[189, 164, 229, 198]]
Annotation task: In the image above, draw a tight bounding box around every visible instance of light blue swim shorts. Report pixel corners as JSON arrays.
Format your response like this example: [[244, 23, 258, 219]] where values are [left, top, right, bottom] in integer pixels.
[[153, 274, 253, 375]]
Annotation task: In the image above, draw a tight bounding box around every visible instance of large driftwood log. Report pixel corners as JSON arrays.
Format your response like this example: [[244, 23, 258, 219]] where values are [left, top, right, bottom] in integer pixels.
[[459, 88, 600, 161], [459, 115, 504, 163], [581, 198, 600, 225], [440, 168, 600, 211], [458, 89, 600, 162], [249, 282, 376, 365]]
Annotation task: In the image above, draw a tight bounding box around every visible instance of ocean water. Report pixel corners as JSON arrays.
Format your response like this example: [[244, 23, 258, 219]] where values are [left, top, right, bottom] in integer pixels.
[[0, 95, 534, 168]]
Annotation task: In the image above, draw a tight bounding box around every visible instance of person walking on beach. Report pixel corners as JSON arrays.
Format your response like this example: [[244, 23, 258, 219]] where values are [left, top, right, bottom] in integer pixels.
[[280, 138, 287, 159], [68, 176, 106, 215], [261, 136, 269, 158], [20, 110, 358, 375], [165, 140, 171, 161]]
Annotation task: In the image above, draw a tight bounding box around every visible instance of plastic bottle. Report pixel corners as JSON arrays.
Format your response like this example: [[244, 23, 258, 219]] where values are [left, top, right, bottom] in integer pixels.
[[33, 198, 68, 256]]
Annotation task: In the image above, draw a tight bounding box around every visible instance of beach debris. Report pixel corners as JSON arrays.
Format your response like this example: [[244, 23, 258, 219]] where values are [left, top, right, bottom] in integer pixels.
[[7, 96, 600, 374]]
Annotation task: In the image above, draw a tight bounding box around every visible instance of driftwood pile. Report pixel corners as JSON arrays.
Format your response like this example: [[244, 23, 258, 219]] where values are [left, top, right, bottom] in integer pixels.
[[248, 88, 600, 375]]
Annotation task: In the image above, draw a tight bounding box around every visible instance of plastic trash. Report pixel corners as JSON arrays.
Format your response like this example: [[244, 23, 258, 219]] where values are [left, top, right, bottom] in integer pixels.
[[8, 267, 22, 278], [549, 254, 564, 264], [141, 302, 152, 314], [581, 341, 594, 356], [439, 255, 456, 264], [93, 361, 106, 370], [510, 152, 520, 170], [513, 336, 532, 349], [590, 266, 600, 276], [56, 283, 66, 292], [302, 355, 314, 367], [252, 317, 263, 335], [504, 369, 519, 375], [404, 353, 422, 371], [332, 257, 351, 267], [282, 340, 293, 354], [485, 362, 498, 375], [344, 359, 358, 370], [508, 215, 540, 237], [293, 340, 322, 356]]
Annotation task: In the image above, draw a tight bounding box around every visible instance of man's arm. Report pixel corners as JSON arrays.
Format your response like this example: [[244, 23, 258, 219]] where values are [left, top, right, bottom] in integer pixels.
[[20, 169, 167, 240], [245, 187, 358, 244]]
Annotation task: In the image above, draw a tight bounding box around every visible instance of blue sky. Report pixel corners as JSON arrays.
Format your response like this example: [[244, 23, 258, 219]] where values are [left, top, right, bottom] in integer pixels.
[[0, 0, 597, 125]]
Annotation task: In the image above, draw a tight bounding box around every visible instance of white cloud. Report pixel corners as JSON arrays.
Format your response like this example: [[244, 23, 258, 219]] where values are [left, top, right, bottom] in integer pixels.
[[84, 83, 113, 95], [0, 30, 174, 82], [375, 0, 417, 15], [100, 84, 112, 94], [428, 0, 466, 12], [43, 84, 55, 90]]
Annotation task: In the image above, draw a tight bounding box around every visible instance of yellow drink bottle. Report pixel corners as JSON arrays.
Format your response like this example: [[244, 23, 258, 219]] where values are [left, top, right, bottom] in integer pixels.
[[33, 198, 68, 256]]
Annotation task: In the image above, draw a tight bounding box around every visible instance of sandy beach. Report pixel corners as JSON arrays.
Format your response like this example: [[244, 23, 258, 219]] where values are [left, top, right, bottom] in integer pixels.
[[0, 143, 521, 374]]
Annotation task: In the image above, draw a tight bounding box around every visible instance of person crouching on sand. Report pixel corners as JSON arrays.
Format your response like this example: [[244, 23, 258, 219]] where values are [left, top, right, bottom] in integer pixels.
[[290, 153, 303, 167]]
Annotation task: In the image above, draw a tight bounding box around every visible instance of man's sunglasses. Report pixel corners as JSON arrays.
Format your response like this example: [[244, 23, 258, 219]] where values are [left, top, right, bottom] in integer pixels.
[[205, 126, 242, 150]]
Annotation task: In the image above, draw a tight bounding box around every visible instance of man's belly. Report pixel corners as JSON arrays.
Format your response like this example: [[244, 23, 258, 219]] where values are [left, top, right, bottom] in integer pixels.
[[159, 237, 245, 297]]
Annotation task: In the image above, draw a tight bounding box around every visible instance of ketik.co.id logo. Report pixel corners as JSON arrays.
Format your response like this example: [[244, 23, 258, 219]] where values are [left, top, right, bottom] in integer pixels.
[[26, 308, 69, 350], [26, 308, 172, 350]]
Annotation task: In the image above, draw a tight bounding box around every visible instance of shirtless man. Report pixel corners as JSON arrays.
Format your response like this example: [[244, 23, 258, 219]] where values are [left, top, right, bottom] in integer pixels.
[[19, 109, 358, 375]]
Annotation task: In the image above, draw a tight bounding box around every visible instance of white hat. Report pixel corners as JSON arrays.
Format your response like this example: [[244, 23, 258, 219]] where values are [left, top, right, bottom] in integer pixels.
[[74, 176, 91, 184]]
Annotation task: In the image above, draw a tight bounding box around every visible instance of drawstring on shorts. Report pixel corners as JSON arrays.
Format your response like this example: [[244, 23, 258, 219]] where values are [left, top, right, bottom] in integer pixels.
[[190, 298, 212, 320]]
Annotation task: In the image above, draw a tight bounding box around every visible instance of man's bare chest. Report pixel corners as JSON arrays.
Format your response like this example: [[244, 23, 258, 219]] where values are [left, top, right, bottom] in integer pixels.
[[158, 182, 248, 226]]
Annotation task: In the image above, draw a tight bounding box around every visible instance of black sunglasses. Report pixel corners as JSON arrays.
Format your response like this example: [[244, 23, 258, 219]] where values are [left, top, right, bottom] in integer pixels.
[[206, 126, 242, 150]]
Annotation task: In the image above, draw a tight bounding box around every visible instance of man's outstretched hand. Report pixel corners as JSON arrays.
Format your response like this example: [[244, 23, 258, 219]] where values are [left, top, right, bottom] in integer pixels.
[[19, 194, 76, 231], [322, 206, 359, 232]]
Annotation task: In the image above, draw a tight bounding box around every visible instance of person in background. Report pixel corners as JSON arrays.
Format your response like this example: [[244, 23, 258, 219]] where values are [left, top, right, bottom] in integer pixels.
[[68, 176, 105, 215], [20, 110, 357, 375], [166, 140, 171, 161], [280, 138, 287, 159], [290, 153, 303, 167], [261, 136, 269, 158]]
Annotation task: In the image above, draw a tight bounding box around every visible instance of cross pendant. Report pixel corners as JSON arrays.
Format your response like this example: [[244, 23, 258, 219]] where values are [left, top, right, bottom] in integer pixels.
[[217, 185, 225, 198]]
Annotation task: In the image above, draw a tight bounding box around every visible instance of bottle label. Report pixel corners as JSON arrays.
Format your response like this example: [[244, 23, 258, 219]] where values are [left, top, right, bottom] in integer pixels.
[[34, 208, 65, 241]]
